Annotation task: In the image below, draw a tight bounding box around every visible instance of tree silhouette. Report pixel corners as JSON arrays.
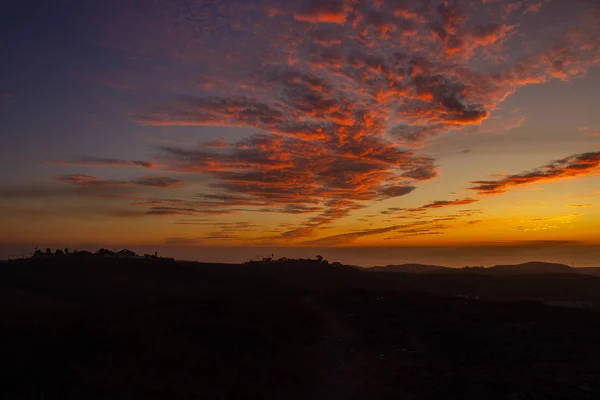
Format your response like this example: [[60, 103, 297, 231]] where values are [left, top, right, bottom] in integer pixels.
[[96, 248, 115, 256], [45, 248, 52, 255]]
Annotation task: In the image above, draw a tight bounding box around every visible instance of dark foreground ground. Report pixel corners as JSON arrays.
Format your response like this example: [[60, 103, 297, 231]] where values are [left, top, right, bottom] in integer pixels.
[[1, 257, 600, 399]]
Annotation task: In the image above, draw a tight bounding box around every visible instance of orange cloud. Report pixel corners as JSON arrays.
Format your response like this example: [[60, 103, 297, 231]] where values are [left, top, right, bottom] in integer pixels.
[[134, 0, 600, 150], [407, 198, 480, 212], [89, 0, 600, 243], [307, 218, 461, 245], [293, 10, 347, 25], [524, 1, 543, 15], [268, 0, 348, 25], [306, 225, 402, 246], [469, 23, 516, 46], [157, 130, 434, 234], [56, 174, 99, 184], [470, 151, 600, 195]]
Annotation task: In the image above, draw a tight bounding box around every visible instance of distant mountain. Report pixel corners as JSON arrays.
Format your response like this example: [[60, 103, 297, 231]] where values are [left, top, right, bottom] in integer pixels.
[[488, 261, 577, 275], [367, 261, 583, 276], [369, 263, 450, 273]]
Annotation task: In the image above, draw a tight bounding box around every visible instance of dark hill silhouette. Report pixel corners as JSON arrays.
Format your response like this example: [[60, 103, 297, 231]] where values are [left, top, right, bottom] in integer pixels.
[[369, 263, 450, 273], [2, 257, 600, 399], [366, 261, 582, 276], [488, 261, 577, 274]]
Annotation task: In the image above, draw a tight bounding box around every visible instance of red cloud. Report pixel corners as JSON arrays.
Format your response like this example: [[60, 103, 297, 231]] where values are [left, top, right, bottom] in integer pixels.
[[469, 23, 516, 46], [94, 0, 600, 241], [293, 1, 347, 25], [157, 132, 434, 232], [268, 0, 348, 25], [56, 174, 98, 184], [134, 1, 599, 147], [470, 151, 600, 195]]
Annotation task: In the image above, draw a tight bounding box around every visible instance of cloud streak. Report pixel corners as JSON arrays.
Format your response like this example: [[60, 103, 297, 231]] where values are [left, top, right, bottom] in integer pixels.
[[56, 174, 184, 189], [407, 198, 480, 212], [470, 152, 600, 195], [47, 158, 158, 169]]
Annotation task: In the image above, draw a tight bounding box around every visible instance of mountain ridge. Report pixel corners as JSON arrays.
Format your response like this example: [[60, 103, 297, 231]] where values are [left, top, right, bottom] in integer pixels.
[[368, 261, 592, 275]]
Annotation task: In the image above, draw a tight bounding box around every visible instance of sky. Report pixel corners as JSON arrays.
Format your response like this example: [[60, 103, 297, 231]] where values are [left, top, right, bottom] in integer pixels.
[[1, 0, 599, 265]]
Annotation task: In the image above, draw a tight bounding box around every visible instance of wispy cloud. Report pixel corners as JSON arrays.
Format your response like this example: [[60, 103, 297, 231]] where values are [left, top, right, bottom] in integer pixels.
[[46, 158, 158, 169], [467, 240, 582, 247], [305, 225, 405, 246], [304, 216, 475, 245], [470, 152, 600, 195], [163, 233, 243, 244], [407, 198, 479, 212], [567, 204, 593, 208], [0, 185, 138, 200], [156, 134, 430, 233], [56, 174, 184, 188]]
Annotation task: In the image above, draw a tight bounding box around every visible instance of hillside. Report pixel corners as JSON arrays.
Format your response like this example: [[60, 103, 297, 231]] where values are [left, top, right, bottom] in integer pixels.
[[366, 261, 584, 276], [369, 263, 450, 273], [580, 267, 600, 278], [488, 261, 577, 274], [1, 257, 600, 399]]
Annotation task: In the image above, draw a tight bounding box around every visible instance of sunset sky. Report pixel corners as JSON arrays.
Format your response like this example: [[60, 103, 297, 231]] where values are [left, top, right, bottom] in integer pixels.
[[1, 0, 599, 265]]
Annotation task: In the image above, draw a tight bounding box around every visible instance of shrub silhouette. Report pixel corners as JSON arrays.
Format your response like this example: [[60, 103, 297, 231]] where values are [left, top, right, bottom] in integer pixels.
[[96, 248, 115, 256]]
